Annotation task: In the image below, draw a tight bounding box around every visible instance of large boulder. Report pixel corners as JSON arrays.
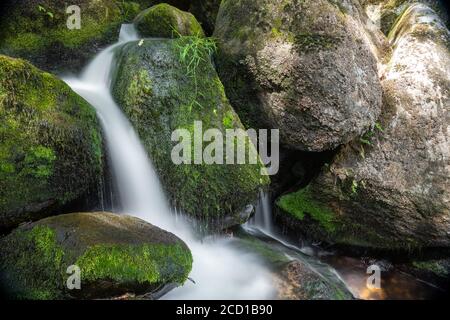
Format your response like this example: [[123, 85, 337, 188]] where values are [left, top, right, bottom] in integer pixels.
[[0, 55, 103, 230], [0, 212, 192, 299], [0, 0, 125, 73], [134, 3, 204, 38], [213, 0, 383, 152], [276, 4, 450, 250], [112, 37, 269, 230]]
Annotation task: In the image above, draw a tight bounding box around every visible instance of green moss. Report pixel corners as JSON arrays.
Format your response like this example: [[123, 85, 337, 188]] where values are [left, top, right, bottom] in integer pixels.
[[117, 1, 142, 22], [0, 55, 103, 228], [412, 260, 449, 277], [77, 243, 192, 285], [294, 33, 341, 52], [0, 0, 124, 71], [0, 225, 65, 299], [23, 146, 57, 179], [236, 237, 290, 267], [222, 111, 235, 129], [277, 187, 337, 233], [135, 3, 205, 38]]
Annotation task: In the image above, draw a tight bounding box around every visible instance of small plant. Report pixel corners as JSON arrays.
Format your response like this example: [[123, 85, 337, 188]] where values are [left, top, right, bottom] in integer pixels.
[[375, 122, 384, 132], [175, 31, 217, 77], [351, 179, 358, 195], [174, 30, 217, 110], [360, 131, 374, 146], [37, 5, 54, 19]]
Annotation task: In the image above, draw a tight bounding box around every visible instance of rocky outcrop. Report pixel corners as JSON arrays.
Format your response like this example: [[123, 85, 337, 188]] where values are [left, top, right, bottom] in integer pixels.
[[135, 3, 204, 38], [112, 38, 269, 230], [214, 0, 383, 152], [0, 212, 192, 299], [0, 55, 103, 230], [0, 0, 126, 73], [276, 4, 450, 250]]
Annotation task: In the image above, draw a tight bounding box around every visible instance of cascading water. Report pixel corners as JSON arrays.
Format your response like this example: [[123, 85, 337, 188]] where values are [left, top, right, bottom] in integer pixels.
[[62, 24, 442, 301], [248, 191, 274, 234], [64, 25, 274, 300]]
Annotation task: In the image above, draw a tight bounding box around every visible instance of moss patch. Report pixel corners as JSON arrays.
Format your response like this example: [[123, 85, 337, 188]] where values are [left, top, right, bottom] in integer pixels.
[[134, 3, 204, 38], [77, 243, 192, 285], [294, 33, 342, 52], [0, 55, 103, 229], [0, 225, 65, 299], [277, 187, 337, 233], [0, 0, 125, 72]]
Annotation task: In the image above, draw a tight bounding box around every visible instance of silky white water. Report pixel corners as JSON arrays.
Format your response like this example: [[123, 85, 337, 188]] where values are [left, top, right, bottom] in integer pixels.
[[64, 25, 274, 299]]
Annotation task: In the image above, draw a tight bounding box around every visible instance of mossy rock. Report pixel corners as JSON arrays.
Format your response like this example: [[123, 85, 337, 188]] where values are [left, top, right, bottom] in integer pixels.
[[134, 3, 204, 38], [0, 55, 103, 230], [0, 0, 126, 73], [112, 37, 269, 230], [214, 0, 383, 152], [0, 212, 192, 299], [275, 185, 392, 249]]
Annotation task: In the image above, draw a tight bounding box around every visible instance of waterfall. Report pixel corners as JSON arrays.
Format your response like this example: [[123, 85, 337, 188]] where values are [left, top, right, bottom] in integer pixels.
[[63, 24, 274, 300], [249, 190, 274, 234]]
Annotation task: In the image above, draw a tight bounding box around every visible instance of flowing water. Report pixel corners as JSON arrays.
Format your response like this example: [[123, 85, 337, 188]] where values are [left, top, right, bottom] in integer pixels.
[[64, 25, 275, 300], [63, 24, 444, 300], [245, 195, 445, 300]]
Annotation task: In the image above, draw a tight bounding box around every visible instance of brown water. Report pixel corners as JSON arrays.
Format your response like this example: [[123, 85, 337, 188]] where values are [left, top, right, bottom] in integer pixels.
[[240, 226, 446, 300], [323, 256, 444, 300]]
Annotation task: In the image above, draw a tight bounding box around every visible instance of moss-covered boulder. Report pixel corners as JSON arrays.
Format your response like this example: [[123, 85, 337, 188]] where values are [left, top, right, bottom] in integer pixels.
[[0, 212, 192, 299], [0, 55, 103, 230], [112, 37, 269, 230], [214, 0, 383, 152], [0, 0, 127, 73], [189, 0, 221, 35], [276, 4, 450, 251], [134, 3, 204, 38]]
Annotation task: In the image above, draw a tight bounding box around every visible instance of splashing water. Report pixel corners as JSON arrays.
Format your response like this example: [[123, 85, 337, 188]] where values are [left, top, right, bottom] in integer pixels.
[[64, 24, 274, 300]]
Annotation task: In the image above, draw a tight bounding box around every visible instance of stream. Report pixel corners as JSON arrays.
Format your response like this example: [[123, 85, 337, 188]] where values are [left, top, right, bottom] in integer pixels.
[[63, 24, 444, 300]]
